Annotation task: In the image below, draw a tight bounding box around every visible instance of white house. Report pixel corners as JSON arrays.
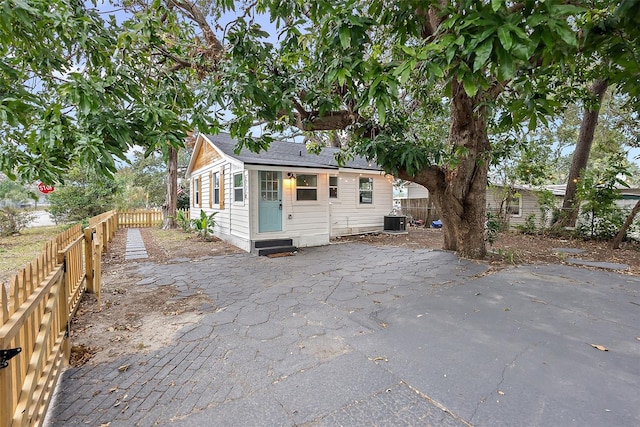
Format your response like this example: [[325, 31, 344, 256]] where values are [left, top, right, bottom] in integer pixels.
[[396, 181, 546, 228], [185, 133, 393, 254]]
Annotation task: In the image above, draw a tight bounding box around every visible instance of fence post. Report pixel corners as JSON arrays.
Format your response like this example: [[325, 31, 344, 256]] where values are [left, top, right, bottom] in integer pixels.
[[84, 228, 94, 293], [101, 221, 108, 253], [93, 234, 102, 309], [111, 212, 117, 238], [56, 249, 70, 362]]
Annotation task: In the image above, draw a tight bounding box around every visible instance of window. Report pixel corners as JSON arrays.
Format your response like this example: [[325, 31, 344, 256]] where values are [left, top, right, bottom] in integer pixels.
[[213, 172, 220, 205], [506, 193, 521, 216], [233, 172, 244, 202], [194, 177, 200, 206], [260, 171, 279, 201], [329, 175, 338, 199], [359, 177, 373, 204], [296, 174, 317, 201]]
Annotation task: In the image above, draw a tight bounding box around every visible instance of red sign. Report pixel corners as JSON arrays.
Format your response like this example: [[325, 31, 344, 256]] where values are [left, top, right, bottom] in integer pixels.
[[37, 182, 54, 194]]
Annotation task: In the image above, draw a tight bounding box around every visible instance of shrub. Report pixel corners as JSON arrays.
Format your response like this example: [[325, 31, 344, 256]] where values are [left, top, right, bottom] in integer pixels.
[[175, 210, 191, 233], [515, 213, 537, 235], [191, 210, 217, 239], [0, 207, 34, 236], [485, 212, 503, 247]]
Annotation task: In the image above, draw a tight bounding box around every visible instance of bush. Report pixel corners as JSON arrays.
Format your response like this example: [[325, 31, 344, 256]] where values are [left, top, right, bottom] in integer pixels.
[[515, 213, 537, 235], [191, 210, 217, 239], [577, 207, 626, 241], [47, 167, 119, 223], [485, 212, 503, 247], [0, 207, 34, 236], [175, 210, 191, 233]]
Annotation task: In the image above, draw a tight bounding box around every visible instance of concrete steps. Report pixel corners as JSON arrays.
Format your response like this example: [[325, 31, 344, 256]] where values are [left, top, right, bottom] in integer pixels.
[[251, 239, 297, 256]]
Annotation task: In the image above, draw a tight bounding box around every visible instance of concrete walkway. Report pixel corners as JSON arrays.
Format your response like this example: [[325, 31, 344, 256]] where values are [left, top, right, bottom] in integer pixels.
[[124, 229, 148, 260], [45, 241, 640, 426]]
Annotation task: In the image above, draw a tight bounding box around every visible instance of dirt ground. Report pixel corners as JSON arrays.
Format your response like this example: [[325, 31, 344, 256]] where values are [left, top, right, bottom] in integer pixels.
[[69, 229, 243, 367], [69, 226, 640, 366], [336, 227, 640, 275]]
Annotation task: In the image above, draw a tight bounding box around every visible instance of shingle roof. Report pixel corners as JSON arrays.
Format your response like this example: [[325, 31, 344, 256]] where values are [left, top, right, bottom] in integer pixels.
[[204, 133, 381, 171]]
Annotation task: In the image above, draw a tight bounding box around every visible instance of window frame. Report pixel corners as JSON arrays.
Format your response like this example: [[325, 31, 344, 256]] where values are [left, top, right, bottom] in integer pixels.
[[329, 175, 339, 199], [193, 177, 200, 207], [358, 177, 373, 205], [296, 174, 318, 201], [233, 172, 244, 203], [506, 193, 522, 217], [213, 172, 220, 205]]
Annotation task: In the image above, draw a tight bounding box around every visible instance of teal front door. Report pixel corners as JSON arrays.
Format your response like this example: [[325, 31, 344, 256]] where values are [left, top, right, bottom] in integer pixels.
[[258, 171, 282, 232]]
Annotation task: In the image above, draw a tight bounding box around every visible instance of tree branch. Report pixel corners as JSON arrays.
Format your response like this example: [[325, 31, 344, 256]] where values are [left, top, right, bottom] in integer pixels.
[[169, 0, 224, 61]]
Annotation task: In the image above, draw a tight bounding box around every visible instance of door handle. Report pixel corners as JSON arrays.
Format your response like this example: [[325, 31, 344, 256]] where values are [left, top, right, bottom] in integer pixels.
[[279, 203, 282, 210]]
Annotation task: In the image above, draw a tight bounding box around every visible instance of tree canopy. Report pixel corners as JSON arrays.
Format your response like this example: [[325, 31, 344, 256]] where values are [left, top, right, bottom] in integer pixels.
[[0, 0, 217, 184], [3, 0, 640, 257]]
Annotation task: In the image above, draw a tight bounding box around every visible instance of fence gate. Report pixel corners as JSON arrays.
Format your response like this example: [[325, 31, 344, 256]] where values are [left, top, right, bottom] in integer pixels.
[[0, 243, 68, 427]]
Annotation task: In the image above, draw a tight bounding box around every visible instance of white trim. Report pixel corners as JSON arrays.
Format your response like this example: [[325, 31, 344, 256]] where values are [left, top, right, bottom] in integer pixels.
[[358, 176, 374, 206], [295, 173, 319, 202], [233, 171, 245, 205], [507, 193, 522, 217]]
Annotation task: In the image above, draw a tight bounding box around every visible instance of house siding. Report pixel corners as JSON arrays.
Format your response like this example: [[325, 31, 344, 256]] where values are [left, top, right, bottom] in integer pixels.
[[330, 173, 393, 236], [249, 169, 331, 248], [486, 187, 541, 228], [407, 183, 429, 199], [190, 154, 251, 251]]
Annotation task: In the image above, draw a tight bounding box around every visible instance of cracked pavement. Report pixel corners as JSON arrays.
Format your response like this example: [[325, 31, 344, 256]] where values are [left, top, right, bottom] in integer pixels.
[[45, 243, 640, 426]]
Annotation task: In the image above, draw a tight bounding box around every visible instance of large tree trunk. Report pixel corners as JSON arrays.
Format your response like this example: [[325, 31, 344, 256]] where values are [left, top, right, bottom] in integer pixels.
[[162, 145, 178, 229], [555, 79, 608, 228], [611, 198, 640, 249], [399, 82, 490, 259]]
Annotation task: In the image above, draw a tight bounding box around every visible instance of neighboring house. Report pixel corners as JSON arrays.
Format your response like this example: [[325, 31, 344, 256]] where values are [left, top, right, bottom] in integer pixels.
[[185, 133, 393, 252], [486, 185, 546, 228], [546, 184, 640, 211], [393, 181, 428, 202], [396, 181, 548, 228]]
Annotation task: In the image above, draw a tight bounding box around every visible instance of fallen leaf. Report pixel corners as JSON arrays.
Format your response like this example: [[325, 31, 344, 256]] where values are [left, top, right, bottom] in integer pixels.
[[100, 423, 111, 427], [590, 344, 608, 352], [368, 356, 388, 363], [498, 390, 505, 396], [636, 337, 640, 341], [118, 364, 130, 372], [109, 387, 118, 393]]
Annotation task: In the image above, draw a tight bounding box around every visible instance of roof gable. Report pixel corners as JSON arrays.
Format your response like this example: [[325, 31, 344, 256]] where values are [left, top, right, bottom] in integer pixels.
[[192, 137, 223, 171]]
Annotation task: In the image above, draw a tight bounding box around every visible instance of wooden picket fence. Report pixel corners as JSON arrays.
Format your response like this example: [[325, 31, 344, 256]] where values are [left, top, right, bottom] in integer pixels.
[[118, 208, 189, 228], [0, 210, 118, 427], [0, 208, 186, 426]]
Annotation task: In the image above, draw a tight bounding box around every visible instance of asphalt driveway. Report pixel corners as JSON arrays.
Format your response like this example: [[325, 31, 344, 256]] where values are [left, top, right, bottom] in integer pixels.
[[45, 243, 640, 426]]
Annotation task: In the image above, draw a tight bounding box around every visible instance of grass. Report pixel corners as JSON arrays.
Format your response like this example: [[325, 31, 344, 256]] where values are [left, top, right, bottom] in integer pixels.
[[0, 225, 65, 285]]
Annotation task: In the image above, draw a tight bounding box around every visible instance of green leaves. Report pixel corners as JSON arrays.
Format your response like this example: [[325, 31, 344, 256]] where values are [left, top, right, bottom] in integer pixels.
[[491, 0, 503, 13], [473, 40, 493, 72], [339, 25, 351, 49], [497, 27, 512, 50]]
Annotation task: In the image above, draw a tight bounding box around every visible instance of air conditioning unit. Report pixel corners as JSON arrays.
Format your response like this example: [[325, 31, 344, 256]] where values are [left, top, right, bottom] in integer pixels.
[[384, 215, 406, 231]]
